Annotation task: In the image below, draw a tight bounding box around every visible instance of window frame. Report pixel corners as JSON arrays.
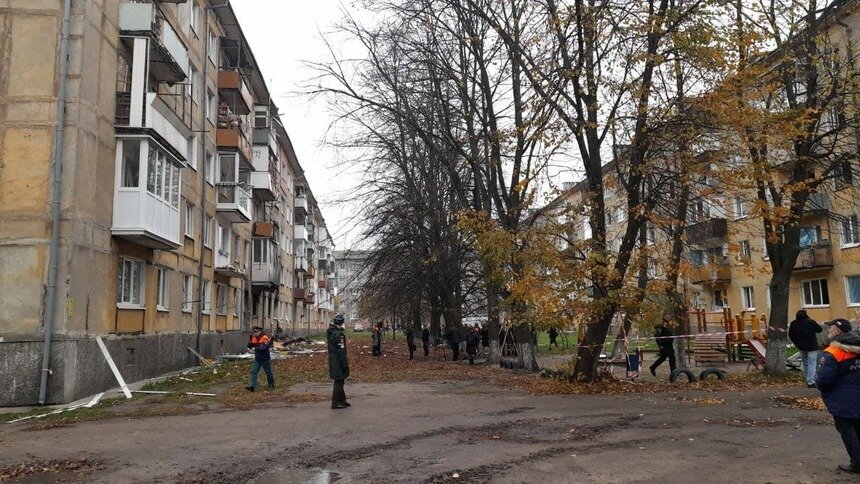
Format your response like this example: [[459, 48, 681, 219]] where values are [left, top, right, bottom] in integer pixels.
[[216, 283, 228, 315], [184, 201, 195, 239], [202, 280, 212, 314], [733, 197, 747, 220], [117, 256, 145, 309], [841, 214, 860, 248], [156, 267, 170, 312], [741, 286, 755, 311], [182, 274, 193, 313], [845, 276, 860, 307], [801, 278, 830, 308]]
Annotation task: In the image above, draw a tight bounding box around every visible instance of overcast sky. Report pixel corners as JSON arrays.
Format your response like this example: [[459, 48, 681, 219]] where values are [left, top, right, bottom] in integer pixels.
[[231, 0, 362, 250]]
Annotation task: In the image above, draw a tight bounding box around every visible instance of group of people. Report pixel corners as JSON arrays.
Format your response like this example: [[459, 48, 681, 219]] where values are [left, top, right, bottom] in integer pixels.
[[788, 310, 860, 474], [444, 325, 482, 364]]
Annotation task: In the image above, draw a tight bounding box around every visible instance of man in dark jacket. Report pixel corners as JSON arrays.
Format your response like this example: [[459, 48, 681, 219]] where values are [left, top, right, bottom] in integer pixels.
[[328, 315, 351, 409], [649, 322, 676, 376], [816, 319, 860, 474], [245, 326, 274, 391], [421, 326, 431, 357], [466, 325, 481, 365], [371, 322, 383, 357], [789, 309, 823, 387], [446, 327, 461, 361], [405, 325, 417, 360], [548, 327, 560, 348]]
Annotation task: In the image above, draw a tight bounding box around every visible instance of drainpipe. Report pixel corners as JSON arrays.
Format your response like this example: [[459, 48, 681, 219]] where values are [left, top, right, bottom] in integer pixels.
[[195, 3, 211, 354], [39, 0, 73, 405]]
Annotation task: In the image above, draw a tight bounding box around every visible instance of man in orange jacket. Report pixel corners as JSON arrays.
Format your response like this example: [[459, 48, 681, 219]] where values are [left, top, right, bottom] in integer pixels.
[[245, 326, 274, 391]]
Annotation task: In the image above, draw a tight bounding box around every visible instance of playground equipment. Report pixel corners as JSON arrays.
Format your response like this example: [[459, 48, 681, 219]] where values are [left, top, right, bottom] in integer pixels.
[[686, 308, 768, 369]]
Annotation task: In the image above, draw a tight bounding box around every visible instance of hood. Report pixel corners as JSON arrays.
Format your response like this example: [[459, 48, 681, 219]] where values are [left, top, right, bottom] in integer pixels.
[[831, 332, 860, 354]]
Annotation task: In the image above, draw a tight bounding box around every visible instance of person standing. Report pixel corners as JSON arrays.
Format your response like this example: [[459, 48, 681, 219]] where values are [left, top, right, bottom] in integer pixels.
[[649, 322, 676, 376], [466, 325, 481, 365], [548, 327, 559, 348], [245, 326, 274, 391], [816, 319, 860, 475], [789, 309, 823, 388], [421, 325, 431, 357], [371, 322, 383, 357], [446, 326, 461, 361], [328, 315, 351, 409], [406, 325, 417, 360]]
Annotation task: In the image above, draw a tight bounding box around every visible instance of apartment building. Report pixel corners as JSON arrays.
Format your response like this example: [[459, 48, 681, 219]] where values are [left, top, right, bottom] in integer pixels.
[[334, 250, 372, 327], [0, 0, 336, 406]]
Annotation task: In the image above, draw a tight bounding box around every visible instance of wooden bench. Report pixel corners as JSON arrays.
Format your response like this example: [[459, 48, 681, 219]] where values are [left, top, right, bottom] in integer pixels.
[[694, 334, 727, 367]]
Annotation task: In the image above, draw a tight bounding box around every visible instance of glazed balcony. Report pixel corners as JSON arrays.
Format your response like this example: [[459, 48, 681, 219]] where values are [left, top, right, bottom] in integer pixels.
[[215, 183, 252, 223], [294, 256, 308, 273], [294, 225, 309, 242], [250, 171, 276, 202], [215, 250, 244, 278], [118, 0, 188, 83], [217, 69, 254, 115], [252, 261, 279, 290], [294, 195, 308, 215]]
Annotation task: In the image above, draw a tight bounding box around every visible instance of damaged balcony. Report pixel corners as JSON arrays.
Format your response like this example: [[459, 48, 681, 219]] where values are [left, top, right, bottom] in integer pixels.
[[118, 0, 188, 84], [793, 241, 833, 272]]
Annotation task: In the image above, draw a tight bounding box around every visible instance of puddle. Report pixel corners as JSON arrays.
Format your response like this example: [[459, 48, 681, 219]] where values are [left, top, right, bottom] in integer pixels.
[[250, 467, 342, 484]]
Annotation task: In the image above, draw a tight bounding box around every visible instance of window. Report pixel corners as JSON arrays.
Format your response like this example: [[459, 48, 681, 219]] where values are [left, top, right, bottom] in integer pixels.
[[690, 249, 704, 267], [156, 267, 169, 311], [615, 206, 625, 223], [765, 286, 771, 308], [846, 276, 860, 306], [605, 210, 615, 226], [216, 284, 228, 315], [733, 197, 747, 219], [646, 226, 656, 245], [842, 215, 860, 246], [202, 281, 212, 314], [182, 274, 193, 313], [582, 221, 592, 240], [254, 105, 269, 128], [712, 290, 725, 310], [739, 240, 751, 260], [741, 286, 755, 310], [117, 257, 144, 307], [187, 135, 197, 170], [233, 234, 241, 263], [233, 287, 241, 317], [120, 140, 140, 187], [203, 216, 213, 248], [802, 279, 830, 307], [145, 146, 180, 207], [184, 201, 195, 238], [836, 160, 854, 188], [207, 29, 219, 65], [217, 224, 231, 258], [204, 150, 214, 185], [191, 0, 200, 35], [206, 90, 216, 126], [799, 226, 820, 248]]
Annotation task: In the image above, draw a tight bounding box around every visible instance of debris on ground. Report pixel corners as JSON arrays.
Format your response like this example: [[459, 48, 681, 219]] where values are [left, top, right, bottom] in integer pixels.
[[0, 459, 102, 480], [773, 395, 827, 411]]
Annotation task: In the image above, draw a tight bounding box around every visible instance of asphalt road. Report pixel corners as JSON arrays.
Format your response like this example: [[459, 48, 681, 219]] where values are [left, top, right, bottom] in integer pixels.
[[0, 378, 856, 483]]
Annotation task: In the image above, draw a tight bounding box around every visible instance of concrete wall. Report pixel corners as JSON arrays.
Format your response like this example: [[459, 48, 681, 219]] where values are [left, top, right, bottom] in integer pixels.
[[0, 331, 247, 406]]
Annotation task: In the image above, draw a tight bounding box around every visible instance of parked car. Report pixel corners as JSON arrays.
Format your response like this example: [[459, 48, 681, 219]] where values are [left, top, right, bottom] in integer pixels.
[[354, 323, 365, 332]]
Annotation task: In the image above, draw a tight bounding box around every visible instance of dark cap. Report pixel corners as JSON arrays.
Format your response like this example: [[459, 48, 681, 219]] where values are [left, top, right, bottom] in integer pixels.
[[826, 318, 852, 333], [333, 314, 345, 327], [252, 325, 262, 331]]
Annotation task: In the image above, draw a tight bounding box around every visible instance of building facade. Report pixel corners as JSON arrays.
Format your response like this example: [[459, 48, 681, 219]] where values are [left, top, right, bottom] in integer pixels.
[[0, 0, 335, 406], [334, 250, 371, 327]]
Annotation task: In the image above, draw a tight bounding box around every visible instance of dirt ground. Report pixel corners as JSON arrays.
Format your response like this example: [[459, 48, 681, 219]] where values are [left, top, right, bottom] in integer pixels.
[[0, 339, 856, 483]]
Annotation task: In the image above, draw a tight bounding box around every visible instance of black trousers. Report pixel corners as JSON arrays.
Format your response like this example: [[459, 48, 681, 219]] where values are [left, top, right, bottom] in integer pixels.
[[451, 344, 460, 361], [468, 349, 476, 365], [650, 346, 676, 372], [408, 342, 416, 359], [834, 415, 860, 469], [423, 341, 430, 357], [332, 379, 347, 406], [372, 344, 381, 356]]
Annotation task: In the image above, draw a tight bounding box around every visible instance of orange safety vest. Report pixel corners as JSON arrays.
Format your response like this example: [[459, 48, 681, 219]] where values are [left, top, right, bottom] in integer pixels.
[[250, 334, 270, 346]]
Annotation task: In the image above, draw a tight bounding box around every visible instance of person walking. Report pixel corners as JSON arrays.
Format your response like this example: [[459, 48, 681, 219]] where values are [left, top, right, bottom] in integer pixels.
[[421, 325, 431, 357], [327, 315, 351, 409], [789, 309, 823, 388], [649, 322, 676, 376], [371, 322, 383, 357], [245, 326, 274, 391], [466, 325, 481, 365], [406, 325, 417, 360], [446, 326, 461, 361], [548, 327, 559, 348], [816, 318, 860, 475]]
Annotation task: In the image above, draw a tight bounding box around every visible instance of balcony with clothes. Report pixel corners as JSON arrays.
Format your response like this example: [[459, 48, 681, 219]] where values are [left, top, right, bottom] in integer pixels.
[[118, 0, 189, 84], [252, 237, 280, 291], [215, 152, 252, 223], [214, 224, 244, 278], [793, 238, 833, 272], [688, 248, 731, 285], [216, 104, 253, 163]]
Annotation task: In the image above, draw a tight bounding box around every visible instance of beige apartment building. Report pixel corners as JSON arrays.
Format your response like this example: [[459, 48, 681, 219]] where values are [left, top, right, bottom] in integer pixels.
[[0, 0, 335, 406]]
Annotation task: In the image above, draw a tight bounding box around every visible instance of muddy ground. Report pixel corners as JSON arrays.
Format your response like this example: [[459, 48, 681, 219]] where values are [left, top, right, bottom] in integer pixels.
[[0, 376, 855, 483]]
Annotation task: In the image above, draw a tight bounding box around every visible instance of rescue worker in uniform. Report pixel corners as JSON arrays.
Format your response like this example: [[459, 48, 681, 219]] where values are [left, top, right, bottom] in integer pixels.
[[328, 315, 351, 409], [406, 325, 417, 360], [245, 326, 274, 391], [421, 325, 431, 357], [816, 319, 860, 474]]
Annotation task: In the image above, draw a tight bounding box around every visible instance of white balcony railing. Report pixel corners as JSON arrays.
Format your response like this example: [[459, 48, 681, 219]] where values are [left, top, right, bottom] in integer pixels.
[[294, 224, 308, 241], [216, 184, 252, 223], [147, 93, 190, 162], [294, 195, 308, 213], [252, 261, 279, 285], [250, 171, 276, 201]]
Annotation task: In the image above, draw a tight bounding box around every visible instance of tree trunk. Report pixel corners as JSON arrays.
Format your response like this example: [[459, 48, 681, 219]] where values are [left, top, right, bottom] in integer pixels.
[[430, 308, 442, 339], [765, 273, 790, 374], [511, 323, 539, 372], [485, 282, 501, 363], [573, 309, 614, 380]]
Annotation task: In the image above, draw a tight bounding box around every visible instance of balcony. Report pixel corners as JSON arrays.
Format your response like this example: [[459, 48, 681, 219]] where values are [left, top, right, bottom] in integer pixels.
[[794, 242, 833, 272], [294, 195, 308, 214], [115, 91, 191, 163], [689, 263, 731, 285], [252, 261, 279, 290], [253, 221, 274, 238], [217, 107, 253, 163], [686, 218, 727, 245], [252, 128, 279, 163], [215, 250, 245, 278], [294, 225, 309, 242], [250, 171, 276, 202], [217, 70, 254, 115], [294, 256, 308, 273], [294, 288, 314, 302], [304, 267, 316, 279], [118, 1, 188, 83], [318, 279, 328, 289], [216, 183, 252, 223]]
